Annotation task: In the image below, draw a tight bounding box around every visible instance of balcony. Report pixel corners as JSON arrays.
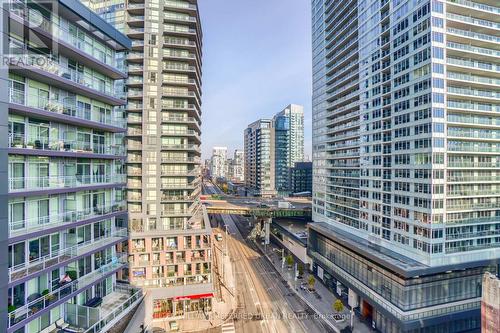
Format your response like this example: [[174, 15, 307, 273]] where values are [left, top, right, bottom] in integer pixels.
[[8, 255, 127, 329], [448, 100, 500, 113], [161, 103, 197, 111], [448, 86, 500, 101], [161, 129, 200, 141], [9, 0, 119, 71], [127, 65, 143, 74], [164, 13, 197, 24], [8, 134, 125, 158], [164, 37, 196, 48], [8, 56, 122, 106], [447, 57, 500, 76], [447, 12, 500, 31], [127, 3, 145, 14], [9, 228, 127, 283], [9, 201, 126, 238], [127, 127, 143, 136], [164, 1, 197, 11], [126, 77, 144, 86], [447, 72, 500, 87], [163, 26, 197, 36], [447, 41, 500, 59], [9, 87, 125, 130], [447, 27, 500, 46], [160, 169, 199, 177], [161, 156, 200, 164], [62, 284, 143, 333], [9, 174, 126, 193], [127, 51, 144, 61], [161, 144, 200, 152], [447, 0, 500, 16], [160, 179, 200, 190]]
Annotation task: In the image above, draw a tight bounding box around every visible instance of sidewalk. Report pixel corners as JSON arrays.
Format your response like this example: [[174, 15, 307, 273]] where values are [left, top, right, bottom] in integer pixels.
[[258, 241, 373, 333]]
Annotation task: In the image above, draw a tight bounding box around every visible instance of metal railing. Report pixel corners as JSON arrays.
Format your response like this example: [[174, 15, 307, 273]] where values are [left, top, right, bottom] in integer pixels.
[[9, 201, 126, 235], [9, 87, 125, 128], [9, 228, 127, 282], [84, 285, 143, 333], [8, 256, 126, 328], [9, 174, 126, 192]]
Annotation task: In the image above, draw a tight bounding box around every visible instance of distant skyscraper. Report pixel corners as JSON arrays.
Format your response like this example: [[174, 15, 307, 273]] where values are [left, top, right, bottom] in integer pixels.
[[211, 147, 228, 179], [309, 0, 500, 332], [273, 104, 305, 193], [232, 149, 245, 182], [290, 162, 312, 194], [244, 120, 276, 197]]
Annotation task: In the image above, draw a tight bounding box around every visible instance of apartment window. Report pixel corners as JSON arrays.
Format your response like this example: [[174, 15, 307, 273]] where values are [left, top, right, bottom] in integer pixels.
[[432, 47, 444, 59]]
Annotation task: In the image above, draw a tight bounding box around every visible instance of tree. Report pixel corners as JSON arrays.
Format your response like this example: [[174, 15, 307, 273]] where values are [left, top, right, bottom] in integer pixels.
[[308, 275, 316, 290], [333, 299, 344, 313], [298, 264, 304, 277], [286, 255, 294, 268]]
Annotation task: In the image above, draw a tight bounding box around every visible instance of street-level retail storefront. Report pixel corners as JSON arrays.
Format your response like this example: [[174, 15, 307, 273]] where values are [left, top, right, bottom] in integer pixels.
[[152, 293, 213, 319]]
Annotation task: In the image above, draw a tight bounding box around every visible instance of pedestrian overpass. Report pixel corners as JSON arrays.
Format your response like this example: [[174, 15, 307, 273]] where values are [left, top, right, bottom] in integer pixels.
[[202, 199, 312, 218]]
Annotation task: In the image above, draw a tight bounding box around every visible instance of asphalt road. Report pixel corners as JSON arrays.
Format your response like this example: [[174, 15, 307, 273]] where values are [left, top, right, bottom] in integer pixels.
[[218, 214, 333, 333]]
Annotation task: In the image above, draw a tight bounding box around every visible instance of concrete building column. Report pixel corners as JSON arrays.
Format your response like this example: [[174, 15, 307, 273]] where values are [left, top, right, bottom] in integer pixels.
[[264, 218, 271, 245], [348, 288, 359, 308]]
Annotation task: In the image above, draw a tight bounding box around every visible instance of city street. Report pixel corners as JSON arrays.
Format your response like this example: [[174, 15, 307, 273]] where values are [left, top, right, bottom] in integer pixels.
[[216, 213, 334, 333]]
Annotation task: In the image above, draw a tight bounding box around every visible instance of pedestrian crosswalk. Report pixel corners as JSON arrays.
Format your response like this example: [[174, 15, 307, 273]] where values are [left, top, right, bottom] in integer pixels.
[[221, 322, 235, 333]]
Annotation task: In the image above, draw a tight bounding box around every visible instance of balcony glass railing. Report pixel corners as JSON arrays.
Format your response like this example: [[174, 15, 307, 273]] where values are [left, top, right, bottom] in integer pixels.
[[10, 54, 114, 95], [448, 161, 500, 168], [8, 256, 126, 328], [9, 0, 116, 67], [9, 87, 125, 128], [447, 72, 500, 86], [448, 114, 500, 126], [447, 27, 500, 44], [8, 228, 127, 282], [448, 175, 500, 182], [9, 201, 126, 235], [161, 143, 200, 150], [448, 0, 500, 14], [9, 174, 126, 192], [8, 134, 125, 156], [164, 25, 196, 34], [447, 57, 500, 72], [83, 285, 143, 333], [447, 41, 500, 58], [448, 86, 500, 100], [448, 142, 500, 153], [165, 13, 196, 22], [164, 1, 197, 10], [448, 100, 500, 112], [447, 12, 500, 30]]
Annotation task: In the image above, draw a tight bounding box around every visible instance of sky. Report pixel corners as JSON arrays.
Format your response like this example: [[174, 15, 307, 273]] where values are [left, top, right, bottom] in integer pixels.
[[198, 0, 312, 160]]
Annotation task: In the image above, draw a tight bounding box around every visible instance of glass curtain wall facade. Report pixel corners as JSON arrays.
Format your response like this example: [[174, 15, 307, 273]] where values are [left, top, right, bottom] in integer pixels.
[[311, 0, 500, 332], [4, 1, 134, 332], [244, 119, 276, 197], [273, 104, 305, 194]]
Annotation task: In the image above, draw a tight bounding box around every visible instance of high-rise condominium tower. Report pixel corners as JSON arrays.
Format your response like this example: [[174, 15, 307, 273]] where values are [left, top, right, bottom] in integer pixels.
[[310, 0, 500, 332], [232, 149, 245, 182], [273, 104, 305, 193], [3, 1, 138, 332], [91, 0, 212, 326], [210, 146, 227, 179], [244, 119, 276, 197]]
